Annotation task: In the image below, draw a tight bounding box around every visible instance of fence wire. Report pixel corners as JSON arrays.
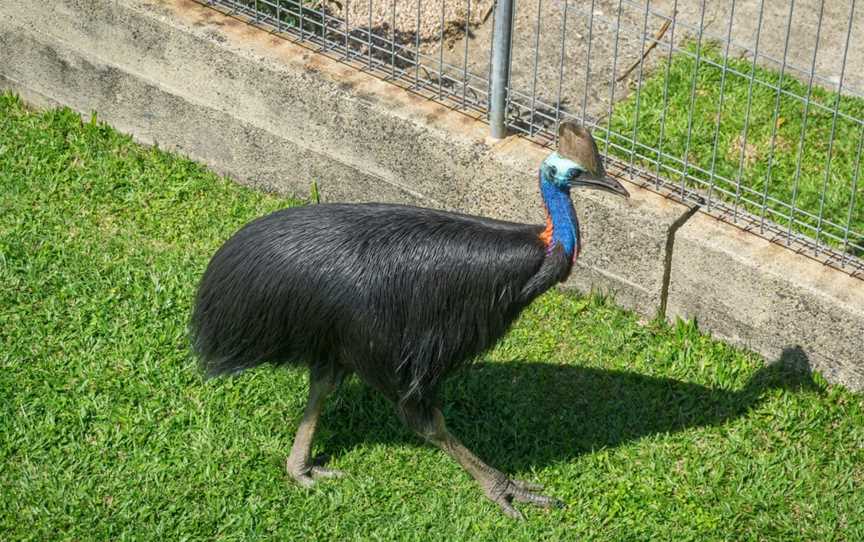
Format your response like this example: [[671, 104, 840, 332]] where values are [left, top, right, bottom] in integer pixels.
[[199, 0, 864, 276]]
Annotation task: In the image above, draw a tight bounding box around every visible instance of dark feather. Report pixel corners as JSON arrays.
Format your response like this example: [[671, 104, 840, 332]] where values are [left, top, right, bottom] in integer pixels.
[[190, 203, 572, 402]]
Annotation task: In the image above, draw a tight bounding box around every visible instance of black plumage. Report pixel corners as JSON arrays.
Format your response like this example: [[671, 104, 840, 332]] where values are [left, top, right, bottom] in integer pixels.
[[192, 204, 568, 401], [189, 123, 629, 519]]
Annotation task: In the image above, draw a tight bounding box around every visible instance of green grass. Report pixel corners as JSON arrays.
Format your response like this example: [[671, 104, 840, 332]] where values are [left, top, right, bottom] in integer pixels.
[[1, 92, 863, 540], [607, 42, 864, 254]]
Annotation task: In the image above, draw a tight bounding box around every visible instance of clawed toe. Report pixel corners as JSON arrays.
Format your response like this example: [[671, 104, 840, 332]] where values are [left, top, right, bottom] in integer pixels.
[[290, 471, 317, 488], [511, 479, 544, 491], [309, 465, 344, 479], [489, 478, 563, 520], [286, 457, 345, 487], [509, 484, 561, 509]]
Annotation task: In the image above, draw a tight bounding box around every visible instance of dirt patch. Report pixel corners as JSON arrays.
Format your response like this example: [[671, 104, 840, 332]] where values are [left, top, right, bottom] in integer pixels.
[[727, 133, 759, 167], [344, 0, 493, 45]]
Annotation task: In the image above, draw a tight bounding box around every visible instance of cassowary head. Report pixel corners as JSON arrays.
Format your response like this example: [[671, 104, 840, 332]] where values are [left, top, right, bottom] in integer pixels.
[[541, 123, 630, 198]]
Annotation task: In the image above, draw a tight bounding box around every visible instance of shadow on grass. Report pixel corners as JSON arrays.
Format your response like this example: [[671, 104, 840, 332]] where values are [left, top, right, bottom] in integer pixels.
[[320, 346, 818, 472]]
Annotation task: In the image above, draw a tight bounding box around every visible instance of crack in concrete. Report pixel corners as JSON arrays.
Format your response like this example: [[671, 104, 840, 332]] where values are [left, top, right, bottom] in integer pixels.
[[658, 203, 700, 320]]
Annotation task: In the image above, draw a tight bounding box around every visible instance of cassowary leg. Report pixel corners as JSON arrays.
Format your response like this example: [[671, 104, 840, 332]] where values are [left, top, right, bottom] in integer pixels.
[[285, 369, 344, 488], [404, 405, 561, 520]]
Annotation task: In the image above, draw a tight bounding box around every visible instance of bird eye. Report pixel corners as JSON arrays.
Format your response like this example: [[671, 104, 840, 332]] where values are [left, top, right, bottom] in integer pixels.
[[569, 168, 582, 179]]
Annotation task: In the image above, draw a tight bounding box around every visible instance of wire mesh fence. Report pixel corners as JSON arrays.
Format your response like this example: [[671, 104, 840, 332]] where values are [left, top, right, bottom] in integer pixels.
[[200, 0, 864, 275]]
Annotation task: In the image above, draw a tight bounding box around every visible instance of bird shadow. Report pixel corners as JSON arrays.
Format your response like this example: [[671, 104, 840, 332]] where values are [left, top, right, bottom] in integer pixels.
[[319, 346, 819, 472]]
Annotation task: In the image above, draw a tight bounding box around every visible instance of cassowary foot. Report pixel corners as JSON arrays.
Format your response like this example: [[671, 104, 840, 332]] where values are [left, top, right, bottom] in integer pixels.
[[413, 408, 563, 520], [285, 372, 344, 488], [286, 456, 345, 488], [482, 477, 563, 520]]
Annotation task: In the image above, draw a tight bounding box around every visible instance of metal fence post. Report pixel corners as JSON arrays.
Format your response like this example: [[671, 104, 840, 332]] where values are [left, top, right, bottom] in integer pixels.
[[203, 0, 864, 271], [488, 0, 515, 139]]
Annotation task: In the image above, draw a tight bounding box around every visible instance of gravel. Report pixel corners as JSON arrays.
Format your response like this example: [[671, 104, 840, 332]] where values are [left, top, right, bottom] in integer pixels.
[[343, 0, 494, 44]]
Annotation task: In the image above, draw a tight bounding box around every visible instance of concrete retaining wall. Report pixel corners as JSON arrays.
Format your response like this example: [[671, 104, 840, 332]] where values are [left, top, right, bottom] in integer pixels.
[[2, 0, 861, 390]]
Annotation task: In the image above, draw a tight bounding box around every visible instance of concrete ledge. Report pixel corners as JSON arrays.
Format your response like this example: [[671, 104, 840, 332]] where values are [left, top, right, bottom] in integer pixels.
[[668, 214, 864, 390], [1, 0, 861, 389]]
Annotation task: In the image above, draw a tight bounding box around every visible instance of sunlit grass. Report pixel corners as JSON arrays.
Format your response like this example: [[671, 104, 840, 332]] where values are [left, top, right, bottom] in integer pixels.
[[2, 93, 863, 540], [608, 42, 864, 254]]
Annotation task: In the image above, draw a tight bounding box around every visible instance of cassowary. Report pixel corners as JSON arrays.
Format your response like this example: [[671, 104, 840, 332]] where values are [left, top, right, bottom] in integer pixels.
[[190, 122, 629, 519]]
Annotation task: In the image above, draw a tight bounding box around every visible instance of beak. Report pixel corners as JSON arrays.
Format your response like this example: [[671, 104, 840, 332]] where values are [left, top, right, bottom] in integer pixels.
[[575, 173, 630, 198]]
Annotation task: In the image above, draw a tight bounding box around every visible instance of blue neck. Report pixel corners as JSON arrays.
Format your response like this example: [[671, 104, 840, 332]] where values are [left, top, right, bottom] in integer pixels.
[[540, 171, 580, 258]]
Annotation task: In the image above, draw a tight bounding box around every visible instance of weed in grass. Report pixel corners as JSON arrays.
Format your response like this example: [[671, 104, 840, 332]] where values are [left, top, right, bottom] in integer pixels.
[[235, 0, 334, 36]]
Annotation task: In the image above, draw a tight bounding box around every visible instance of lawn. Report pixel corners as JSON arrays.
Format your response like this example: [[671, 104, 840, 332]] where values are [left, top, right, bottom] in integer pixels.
[[607, 42, 864, 255], [1, 92, 863, 540]]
